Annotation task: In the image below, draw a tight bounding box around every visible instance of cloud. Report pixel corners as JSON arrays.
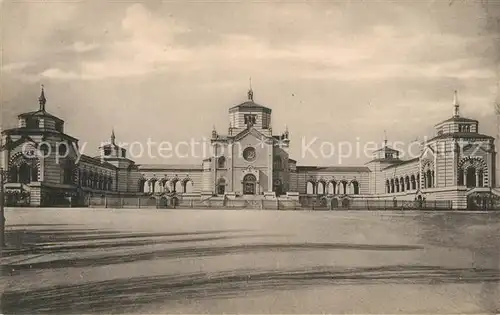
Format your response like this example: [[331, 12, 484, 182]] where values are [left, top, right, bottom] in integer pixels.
[[1, 62, 32, 73], [67, 41, 99, 53]]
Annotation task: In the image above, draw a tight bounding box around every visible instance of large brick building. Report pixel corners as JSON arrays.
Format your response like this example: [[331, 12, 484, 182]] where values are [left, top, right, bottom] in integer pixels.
[[1, 88, 498, 209]]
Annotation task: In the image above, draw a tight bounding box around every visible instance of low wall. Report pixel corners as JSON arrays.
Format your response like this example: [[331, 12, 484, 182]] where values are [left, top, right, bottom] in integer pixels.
[[88, 194, 302, 210]]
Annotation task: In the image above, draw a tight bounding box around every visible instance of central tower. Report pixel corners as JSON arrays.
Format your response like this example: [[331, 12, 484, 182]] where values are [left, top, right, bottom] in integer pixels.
[[228, 88, 272, 137]]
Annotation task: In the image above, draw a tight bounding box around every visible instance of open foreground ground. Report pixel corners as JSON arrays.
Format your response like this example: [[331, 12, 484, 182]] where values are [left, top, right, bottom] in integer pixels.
[[1, 208, 499, 314]]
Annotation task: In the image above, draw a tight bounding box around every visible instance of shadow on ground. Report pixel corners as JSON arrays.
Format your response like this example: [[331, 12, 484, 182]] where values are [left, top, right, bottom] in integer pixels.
[[1, 264, 499, 314]]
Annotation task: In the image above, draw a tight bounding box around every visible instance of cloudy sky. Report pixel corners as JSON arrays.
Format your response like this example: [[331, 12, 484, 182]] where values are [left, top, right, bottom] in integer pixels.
[[1, 0, 500, 165]]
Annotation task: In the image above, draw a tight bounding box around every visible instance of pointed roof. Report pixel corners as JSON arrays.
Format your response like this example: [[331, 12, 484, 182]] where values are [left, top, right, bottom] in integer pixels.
[[18, 86, 63, 122], [39, 85, 46, 111], [435, 90, 478, 126], [229, 88, 271, 112]]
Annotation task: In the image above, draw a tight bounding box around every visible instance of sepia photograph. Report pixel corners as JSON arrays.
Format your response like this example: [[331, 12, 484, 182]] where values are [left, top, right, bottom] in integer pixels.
[[0, 0, 499, 313]]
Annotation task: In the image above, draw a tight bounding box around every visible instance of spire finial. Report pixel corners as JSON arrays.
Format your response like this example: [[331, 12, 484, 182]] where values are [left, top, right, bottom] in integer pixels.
[[384, 129, 388, 146], [111, 128, 116, 145], [453, 90, 460, 117], [247, 77, 254, 101], [39, 84, 46, 111]]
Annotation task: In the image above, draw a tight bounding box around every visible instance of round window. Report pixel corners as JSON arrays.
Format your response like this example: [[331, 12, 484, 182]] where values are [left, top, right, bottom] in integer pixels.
[[243, 147, 257, 162]]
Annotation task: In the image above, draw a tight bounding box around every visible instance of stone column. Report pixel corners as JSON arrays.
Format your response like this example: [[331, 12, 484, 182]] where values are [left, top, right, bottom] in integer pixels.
[[463, 171, 467, 187]]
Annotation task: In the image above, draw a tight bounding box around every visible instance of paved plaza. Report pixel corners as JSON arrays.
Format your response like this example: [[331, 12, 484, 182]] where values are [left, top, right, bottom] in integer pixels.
[[1, 208, 499, 314]]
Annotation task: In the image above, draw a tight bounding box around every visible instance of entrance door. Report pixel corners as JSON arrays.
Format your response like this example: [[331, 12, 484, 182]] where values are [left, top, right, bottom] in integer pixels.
[[273, 179, 282, 196], [243, 174, 257, 195]]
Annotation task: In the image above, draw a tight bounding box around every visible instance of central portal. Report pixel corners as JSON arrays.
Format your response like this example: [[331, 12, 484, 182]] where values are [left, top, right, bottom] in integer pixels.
[[243, 174, 257, 195]]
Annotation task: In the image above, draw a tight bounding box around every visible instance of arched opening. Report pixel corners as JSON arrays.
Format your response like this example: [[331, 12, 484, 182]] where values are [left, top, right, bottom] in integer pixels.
[[341, 198, 350, 208], [218, 156, 226, 169], [395, 178, 400, 193], [138, 178, 146, 193], [331, 198, 339, 209], [306, 181, 315, 195], [108, 177, 113, 191], [386, 180, 390, 193], [400, 177, 405, 192], [466, 167, 476, 187], [175, 180, 183, 193], [341, 181, 347, 194], [184, 180, 194, 193], [243, 174, 257, 195], [18, 163, 31, 184], [159, 196, 168, 208], [426, 169, 432, 188], [390, 179, 395, 193], [273, 179, 282, 196], [417, 174, 420, 189], [317, 181, 326, 195], [149, 179, 157, 193], [411, 175, 416, 190], [478, 169, 484, 187], [352, 181, 360, 195], [328, 181, 336, 194], [218, 178, 226, 195], [405, 176, 410, 191]]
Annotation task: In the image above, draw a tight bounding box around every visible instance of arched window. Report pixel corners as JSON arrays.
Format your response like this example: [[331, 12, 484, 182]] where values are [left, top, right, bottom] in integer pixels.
[[18, 163, 31, 184], [426, 169, 432, 188], [138, 178, 146, 192], [306, 181, 315, 195], [328, 181, 336, 194], [58, 143, 68, 156], [108, 177, 113, 191], [217, 178, 226, 195], [390, 179, 395, 193], [218, 156, 226, 169], [466, 167, 476, 187], [478, 169, 484, 187], [184, 180, 194, 193], [395, 178, 400, 192], [341, 181, 348, 194], [386, 180, 390, 193], [400, 177, 405, 192], [175, 180, 183, 193], [405, 176, 410, 191], [317, 181, 326, 195], [352, 181, 360, 195], [411, 175, 416, 190]]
